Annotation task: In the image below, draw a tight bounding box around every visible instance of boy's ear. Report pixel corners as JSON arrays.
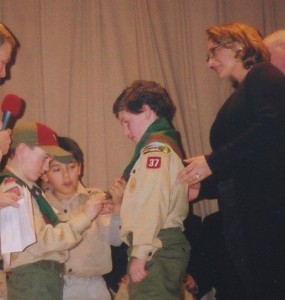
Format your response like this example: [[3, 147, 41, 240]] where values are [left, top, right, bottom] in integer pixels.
[[16, 143, 28, 155], [142, 104, 152, 119]]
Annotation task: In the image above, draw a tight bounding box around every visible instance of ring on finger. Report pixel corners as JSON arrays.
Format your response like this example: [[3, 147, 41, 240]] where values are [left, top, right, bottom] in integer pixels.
[[194, 173, 201, 180]]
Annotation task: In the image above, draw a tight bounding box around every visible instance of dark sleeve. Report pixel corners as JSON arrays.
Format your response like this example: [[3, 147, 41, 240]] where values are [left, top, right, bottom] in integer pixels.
[[197, 175, 218, 200], [184, 213, 212, 297], [103, 243, 128, 292], [206, 63, 285, 174]]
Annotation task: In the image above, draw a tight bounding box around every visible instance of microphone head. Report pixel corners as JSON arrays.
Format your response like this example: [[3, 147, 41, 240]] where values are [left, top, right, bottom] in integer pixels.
[[1, 94, 25, 117]]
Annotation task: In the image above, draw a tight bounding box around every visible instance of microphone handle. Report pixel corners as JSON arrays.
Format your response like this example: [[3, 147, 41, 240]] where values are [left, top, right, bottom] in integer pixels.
[[1, 111, 13, 130]]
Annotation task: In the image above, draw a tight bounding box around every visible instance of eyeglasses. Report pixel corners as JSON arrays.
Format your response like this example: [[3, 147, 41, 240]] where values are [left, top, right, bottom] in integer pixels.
[[206, 41, 233, 62]]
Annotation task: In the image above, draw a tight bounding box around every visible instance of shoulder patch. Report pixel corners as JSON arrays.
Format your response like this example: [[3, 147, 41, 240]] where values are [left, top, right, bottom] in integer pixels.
[[2, 177, 21, 196], [143, 145, 170, 155], [3, 177, 17, 185]]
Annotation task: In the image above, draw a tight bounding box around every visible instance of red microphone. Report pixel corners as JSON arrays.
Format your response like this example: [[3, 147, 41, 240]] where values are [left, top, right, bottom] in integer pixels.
[[1, 94, 25, 130]]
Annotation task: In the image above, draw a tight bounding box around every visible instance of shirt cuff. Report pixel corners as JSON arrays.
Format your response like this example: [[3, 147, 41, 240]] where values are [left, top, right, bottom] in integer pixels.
[[111, 214, 121, 225], [131, 244, 159, 261]]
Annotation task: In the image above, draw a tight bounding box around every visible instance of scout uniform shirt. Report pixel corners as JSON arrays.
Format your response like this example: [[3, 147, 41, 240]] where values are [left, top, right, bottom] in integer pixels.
[[45, 183, 122, 277], [120, 141, 189, 261], [0, 167, 92, 271]]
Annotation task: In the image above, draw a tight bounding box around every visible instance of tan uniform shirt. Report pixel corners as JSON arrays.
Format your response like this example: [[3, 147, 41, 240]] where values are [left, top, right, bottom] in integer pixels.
[[120, 142, 189, 261], [0, 168, 91, 271], [45, 183, 121, 277]]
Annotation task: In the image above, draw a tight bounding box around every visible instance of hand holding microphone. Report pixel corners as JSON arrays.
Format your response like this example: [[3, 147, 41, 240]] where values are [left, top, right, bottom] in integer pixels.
[[1, 93, 25, 130], [0, 94, 25, 156]]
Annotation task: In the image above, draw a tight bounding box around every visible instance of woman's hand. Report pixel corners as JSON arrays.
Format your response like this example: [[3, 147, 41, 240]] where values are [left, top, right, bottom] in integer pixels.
[[188, 182, 201, 202], [0, 192, 20, 209], [177, 155, 212, 186]]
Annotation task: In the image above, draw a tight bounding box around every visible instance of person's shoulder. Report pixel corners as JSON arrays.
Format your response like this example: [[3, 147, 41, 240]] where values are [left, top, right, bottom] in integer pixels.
[[78, 182, 103, 196], [0, 177, 21, 196], [245, 62, 285, 88], [249, 62, 284, 77]]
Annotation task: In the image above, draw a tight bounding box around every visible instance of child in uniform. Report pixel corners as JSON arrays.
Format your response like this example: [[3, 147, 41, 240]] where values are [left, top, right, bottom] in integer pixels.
[[41, 136, 124, 300], [113, 80, 190, 300], [0, 121, 109, 300]]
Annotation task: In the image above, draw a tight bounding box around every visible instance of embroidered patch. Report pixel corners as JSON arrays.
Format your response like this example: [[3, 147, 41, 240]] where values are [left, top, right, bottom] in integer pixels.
[[146, 157, 161, 168], [143, 145, 170, 154], [6, 186, 21, 196], [3, 177, 17, 185], [129, 177, 136, 193]]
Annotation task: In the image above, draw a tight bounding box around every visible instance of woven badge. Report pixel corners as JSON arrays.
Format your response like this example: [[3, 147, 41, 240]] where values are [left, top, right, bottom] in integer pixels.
[[146, 157, 161, 169]]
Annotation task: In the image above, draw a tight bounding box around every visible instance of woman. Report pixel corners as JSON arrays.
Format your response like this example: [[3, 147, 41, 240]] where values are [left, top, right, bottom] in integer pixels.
[[177, 23, 285, 299], [113, 80, 189, 300]]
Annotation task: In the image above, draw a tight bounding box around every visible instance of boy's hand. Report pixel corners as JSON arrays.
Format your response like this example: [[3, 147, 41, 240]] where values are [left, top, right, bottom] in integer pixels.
[[108, 177, 126, 215], [83, 192, 109, 220], [120, 274, 130, 285], [128, 257, 148, 283]]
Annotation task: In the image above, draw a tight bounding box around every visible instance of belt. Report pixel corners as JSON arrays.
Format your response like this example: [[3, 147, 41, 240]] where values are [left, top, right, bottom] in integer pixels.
[[33, 260, 64, 274], [127, 232, 133, 245], [126, 227, 183, 245]]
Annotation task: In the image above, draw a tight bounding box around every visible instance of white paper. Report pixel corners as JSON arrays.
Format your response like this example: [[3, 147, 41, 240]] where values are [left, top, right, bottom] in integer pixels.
[[0, 187, 36, 254]]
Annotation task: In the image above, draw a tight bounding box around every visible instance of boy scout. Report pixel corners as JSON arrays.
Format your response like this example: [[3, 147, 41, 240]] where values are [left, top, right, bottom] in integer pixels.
[[113, 80, 190, 300], [0, 120, 110, 300], [42, 136, 123, 300]]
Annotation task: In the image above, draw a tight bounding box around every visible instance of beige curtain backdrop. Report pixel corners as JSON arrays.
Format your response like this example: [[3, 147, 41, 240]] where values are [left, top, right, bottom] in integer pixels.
[[0, 1, 285, 299], [0, 0, 284, 218], [1, 0, 285, 218]]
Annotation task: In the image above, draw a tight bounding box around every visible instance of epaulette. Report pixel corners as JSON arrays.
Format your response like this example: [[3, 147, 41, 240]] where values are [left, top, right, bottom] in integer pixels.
[[143, 144, 171, 155], [3, 177, 17, 185], [86, 187, 103, 195], [2, 177, 21, 196]]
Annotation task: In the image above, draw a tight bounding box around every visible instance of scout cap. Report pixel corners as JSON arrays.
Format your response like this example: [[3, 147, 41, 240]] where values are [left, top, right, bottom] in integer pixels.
[[11, 121, 72, 163]]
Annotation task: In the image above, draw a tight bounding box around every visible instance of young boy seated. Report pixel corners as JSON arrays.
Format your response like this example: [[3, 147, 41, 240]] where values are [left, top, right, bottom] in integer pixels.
[[41, 136, 124, 300], [0, 120, 110, 300]]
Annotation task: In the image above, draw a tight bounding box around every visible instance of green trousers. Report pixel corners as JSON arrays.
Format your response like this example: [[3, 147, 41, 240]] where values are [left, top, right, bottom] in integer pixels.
[[128, 228, 190, 300], [7, 260, 64, 300]]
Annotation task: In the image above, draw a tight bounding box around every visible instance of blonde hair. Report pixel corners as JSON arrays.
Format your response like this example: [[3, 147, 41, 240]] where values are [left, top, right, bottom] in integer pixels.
[[207, 22, 270, 69], [0, 23, 16, 48], [264, 29, 285, 49]]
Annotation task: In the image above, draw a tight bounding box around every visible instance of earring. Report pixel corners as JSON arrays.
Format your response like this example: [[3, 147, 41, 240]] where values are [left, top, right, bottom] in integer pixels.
[[234, 47, 243, 59]]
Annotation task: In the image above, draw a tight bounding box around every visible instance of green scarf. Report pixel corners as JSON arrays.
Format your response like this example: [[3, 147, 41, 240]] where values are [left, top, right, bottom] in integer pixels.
[[122, 117, 184, 180], [0, 169, 60, 226]]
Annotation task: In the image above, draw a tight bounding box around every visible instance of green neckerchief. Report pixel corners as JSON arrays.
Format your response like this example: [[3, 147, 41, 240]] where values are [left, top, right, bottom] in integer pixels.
[[0, 169, 60, 226], [122, 117, 183, 180]]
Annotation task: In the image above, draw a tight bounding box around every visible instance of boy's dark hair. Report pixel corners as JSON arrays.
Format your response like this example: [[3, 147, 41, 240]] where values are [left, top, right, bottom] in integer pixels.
[[57, 136, 84, 165], [113, 80, 176, 121]]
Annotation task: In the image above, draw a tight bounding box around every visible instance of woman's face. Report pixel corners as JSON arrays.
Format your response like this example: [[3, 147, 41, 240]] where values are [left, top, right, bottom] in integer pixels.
[[206, 39, 246, 83]]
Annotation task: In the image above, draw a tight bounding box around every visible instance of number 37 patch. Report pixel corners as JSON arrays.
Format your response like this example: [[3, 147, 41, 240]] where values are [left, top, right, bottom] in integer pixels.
[[146, 156, 161, 169]]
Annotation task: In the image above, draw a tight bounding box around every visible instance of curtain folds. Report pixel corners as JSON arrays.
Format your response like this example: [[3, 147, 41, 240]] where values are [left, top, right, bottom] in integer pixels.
[[0, 0, 284, 222]]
